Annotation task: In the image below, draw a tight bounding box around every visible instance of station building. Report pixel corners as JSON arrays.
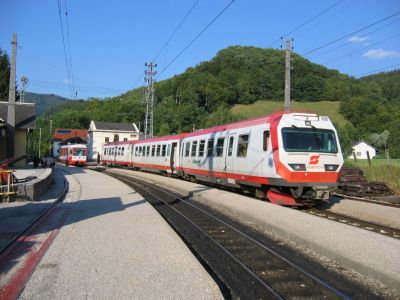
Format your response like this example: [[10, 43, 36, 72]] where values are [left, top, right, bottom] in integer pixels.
[[51, 128, 88, 158], [0, 101, 36, 167], [87, 120, 142, 161]]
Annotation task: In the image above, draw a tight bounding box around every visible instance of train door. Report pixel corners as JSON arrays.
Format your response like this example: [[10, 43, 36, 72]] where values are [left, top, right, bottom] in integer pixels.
[[225, 134, 236, 177], [170, 142, 178, 174]]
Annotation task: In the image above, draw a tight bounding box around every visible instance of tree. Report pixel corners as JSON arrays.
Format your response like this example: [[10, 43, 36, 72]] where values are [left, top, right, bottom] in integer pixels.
[[0, 48, 10, 101]]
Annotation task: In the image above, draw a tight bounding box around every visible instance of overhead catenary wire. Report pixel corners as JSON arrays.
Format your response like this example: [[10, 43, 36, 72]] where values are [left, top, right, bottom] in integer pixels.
[[323, 32, 400, 65], [356, 64, 400, 77], [309, 17, 400, 59], [267, 0, 345, 48], [57, 0, 73, 99], [63, 0, 77, 98], [152, 0, 200, 63], [302, 11, 400, 56], [157, 0, 236, 78]]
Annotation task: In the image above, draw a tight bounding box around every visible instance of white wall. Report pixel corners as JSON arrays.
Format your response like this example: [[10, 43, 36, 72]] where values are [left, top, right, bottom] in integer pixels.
[[349, 142, 376, 159], [89, 131, 139, 161]]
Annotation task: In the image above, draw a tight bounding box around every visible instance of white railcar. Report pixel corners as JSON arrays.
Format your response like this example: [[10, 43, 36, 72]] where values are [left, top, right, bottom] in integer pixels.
[[101, 111, 343, 206]]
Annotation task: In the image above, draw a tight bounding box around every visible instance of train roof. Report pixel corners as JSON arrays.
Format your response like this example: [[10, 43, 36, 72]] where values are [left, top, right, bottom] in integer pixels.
[[184, 111, 281, 138], [132, 133, 187, 144], [60, 143, 87, 148]]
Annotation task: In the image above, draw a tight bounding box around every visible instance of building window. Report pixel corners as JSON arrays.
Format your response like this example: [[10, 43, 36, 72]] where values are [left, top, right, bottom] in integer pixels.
[[105, 137, 109, 143], [114, 134, 119, 142], [356, 152, 361, 157], [237, 134, 249, 157], [123, 138, 128, 141], [216, 138, 225, 157]]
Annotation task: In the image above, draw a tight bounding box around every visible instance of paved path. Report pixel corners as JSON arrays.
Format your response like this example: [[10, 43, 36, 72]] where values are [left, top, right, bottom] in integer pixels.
[[18, 166, 222, 299]]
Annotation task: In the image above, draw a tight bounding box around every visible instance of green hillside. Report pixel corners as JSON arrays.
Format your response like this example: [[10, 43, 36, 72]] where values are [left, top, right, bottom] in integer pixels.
[[23, 46, 400, 158], [231, 100, 349, 126]]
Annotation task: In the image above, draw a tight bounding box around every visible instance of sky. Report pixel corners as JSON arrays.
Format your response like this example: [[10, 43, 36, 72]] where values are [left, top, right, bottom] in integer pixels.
[[0, 0, 399, 100]]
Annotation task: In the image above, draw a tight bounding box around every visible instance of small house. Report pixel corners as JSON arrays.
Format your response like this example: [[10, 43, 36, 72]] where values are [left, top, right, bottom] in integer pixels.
[[349, 141, 377, 160], [87, 121, 141, 161], [52, 128, 88, 158]]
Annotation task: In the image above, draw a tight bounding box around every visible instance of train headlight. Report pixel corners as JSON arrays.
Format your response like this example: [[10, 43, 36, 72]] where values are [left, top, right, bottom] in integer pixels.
[[289, 163, 306, 171], [324, 164, 339, 171]]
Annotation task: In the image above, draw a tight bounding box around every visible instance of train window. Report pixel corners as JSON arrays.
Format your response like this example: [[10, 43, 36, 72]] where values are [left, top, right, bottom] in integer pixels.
[[156, 145, 161, 156], [237, 134, 249, 157], [151, 145, 156, 156], [121, 147, 125, 156], [198, 140, 205, 157], [216, 138, 225, 157], [228, 136, 234, 156], [191, 141, 198, 157], [104, 149, 107, 155], [263, 131, 270, 151], [167, 144, 171, 157], [105, 137, 109, 143], [146, 146, 150, 156], [207, 139, 214, 157], [162, 144, 166, 156], [118, 147, 121, 156], [185, 142, 190, 157]]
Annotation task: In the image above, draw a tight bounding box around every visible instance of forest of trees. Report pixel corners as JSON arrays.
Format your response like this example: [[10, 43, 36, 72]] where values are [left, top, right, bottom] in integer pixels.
[[1, 46, 399, 158]]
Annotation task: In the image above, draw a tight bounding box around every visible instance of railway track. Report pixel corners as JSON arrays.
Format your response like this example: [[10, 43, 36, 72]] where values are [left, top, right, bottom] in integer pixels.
[[306, 208, 400, 239], [108, 171, 350, 299], [0, 168, 69, 261]]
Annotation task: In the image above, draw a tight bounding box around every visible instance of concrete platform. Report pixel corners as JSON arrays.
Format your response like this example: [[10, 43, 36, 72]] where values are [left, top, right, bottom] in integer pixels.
[[19, 166, 223, 299], [11, 166, 53, 201], [107, 168, 400, 291]]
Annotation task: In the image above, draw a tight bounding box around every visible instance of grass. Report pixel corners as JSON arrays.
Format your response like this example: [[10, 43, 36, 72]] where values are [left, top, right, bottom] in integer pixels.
[[344, 159, 400, 194], [231, 100, 350, 126]]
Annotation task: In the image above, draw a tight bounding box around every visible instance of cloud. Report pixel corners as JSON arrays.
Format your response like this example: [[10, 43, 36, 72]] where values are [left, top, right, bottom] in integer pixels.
[[348, 35, 369, 43], [363, 48, 400, 59]]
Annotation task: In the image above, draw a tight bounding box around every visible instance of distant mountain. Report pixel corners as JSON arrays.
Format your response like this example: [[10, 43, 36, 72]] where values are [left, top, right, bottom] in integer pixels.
[[24, 92, 75, 116]]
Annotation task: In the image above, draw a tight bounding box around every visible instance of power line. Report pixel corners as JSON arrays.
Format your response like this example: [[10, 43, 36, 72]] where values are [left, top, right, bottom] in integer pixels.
[[309, 17, 400, 59], [323, 32, 400, 65], [152, 0, 200, 63], [267, 0, 345, 48], [302, 11, 400, 56], [57, 0, 73, 98], [356, 63, 400, 77], [158, 0, 236, 78], [63, 0, 77, 98]]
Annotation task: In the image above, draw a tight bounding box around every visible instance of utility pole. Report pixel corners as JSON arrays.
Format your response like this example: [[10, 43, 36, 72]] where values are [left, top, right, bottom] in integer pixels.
[[284, 38, 292, 112], [6, 33, 17, 160], [143, 62, 157, 139]]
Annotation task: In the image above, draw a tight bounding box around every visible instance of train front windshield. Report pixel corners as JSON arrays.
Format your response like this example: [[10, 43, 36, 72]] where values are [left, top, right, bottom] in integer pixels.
[[282, 128, 338, 153], [73, 149, 86, 156]]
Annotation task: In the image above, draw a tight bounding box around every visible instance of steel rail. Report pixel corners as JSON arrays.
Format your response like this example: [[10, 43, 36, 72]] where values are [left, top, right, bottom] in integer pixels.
[[109, 171, 350, 299]]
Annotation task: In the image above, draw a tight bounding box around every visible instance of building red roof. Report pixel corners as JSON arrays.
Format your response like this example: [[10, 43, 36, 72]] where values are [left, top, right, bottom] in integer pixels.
[[52, 128, 88, 142]]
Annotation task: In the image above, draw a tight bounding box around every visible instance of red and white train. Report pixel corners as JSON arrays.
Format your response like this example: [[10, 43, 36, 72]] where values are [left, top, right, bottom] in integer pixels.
[[102, 111, 344, 206], [59, 144, 88, 166]]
